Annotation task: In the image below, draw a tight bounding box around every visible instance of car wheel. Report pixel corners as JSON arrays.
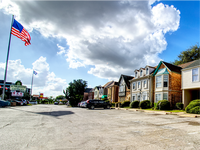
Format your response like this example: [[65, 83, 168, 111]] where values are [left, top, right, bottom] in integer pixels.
[[91, 105, 95, 109], [107, 105, 110, 109]]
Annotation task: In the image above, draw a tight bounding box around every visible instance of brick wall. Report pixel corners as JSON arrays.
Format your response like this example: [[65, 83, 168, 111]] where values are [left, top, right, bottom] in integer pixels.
[[168, 72, 182, 108]]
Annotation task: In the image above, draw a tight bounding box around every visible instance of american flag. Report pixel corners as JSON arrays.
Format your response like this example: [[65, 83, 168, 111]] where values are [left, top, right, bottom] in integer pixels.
[[11, 19, 31, 46]]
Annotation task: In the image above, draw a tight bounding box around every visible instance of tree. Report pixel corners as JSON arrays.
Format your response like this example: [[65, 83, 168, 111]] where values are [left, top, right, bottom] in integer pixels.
[[172, 44, 200, 65], [64, 79, 87, 107], [56, 95, 65, 100]]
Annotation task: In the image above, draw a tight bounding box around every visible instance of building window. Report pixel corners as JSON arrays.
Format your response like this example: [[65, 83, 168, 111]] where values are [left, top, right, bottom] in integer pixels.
[[132, 96, 135, 101], [192, 68, 199, 82], [163, 93, 168, 100], [144, 80, 147, 88], [146, 68, 149, 75], [156, 76, 162, 88], [138, 95, 140, 101], [143, 95, 146, 100], [132, 83, 136, 89], [135, 72, 137, 78], [163, 75, 168, 87], [140, 70, 143, 76], [119, 85, 125, 92], [138, 82, 141, 89], [155, 94, 161, 102]]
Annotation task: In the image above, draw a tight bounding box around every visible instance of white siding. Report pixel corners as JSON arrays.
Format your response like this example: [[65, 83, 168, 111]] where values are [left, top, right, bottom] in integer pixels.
[[182, 66, 200, 89]]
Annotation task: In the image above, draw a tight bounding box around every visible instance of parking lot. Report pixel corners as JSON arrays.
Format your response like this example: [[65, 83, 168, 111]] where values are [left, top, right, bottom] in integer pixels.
[[0, 105, 200, 150]]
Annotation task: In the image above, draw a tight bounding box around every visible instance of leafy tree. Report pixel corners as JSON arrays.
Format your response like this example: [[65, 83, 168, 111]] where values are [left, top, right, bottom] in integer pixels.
[[173, 44, 200, 65], [64, 79, 87, 107], [56, 95, 65, 100]]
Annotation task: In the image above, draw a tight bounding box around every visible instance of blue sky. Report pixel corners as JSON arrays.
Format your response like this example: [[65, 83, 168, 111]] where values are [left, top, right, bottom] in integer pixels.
[[0, 0, 199, 98]]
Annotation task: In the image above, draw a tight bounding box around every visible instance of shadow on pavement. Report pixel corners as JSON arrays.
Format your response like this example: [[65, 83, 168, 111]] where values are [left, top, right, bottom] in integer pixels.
[[8, 107, 74, 118], [36, 111, 74, 117]]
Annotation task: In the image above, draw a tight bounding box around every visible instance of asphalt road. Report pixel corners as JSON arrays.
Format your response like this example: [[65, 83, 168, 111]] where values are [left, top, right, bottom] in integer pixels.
[[0, 105, 200, 150]]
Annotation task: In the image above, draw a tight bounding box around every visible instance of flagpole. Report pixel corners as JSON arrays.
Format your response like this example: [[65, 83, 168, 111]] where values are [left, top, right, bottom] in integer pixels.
[[2, 15, 14, 100], [30, 70, 34, 101]]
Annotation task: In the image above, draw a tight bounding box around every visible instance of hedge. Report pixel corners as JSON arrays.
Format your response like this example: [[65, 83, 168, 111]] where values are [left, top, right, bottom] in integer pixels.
[[185, 99, 200, 114], [176, 102, 184, 110], [155, 100, 170, 110], [139, 100, 151, 109], [121, 101, 130, 107], [129, 100, 139, 108]]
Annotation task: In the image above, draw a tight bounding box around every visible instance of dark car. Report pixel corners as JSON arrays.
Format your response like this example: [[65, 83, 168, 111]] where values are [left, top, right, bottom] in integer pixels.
[[54, 102, 59, 105], [86, 99, 111, 109], [0, 100, 10, 107]]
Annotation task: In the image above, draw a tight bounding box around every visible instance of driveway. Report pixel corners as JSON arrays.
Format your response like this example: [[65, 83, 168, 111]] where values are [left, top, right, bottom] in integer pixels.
[[0, 105, 200, 150]]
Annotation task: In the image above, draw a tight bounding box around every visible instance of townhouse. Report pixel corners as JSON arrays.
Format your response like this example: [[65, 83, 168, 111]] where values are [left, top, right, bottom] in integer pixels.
[[152, 61, 183, 108], [181, 59, 200, 108], [118, 74, 134, 102], [129, 66, 156, 102], [99, 81, 114, 99], [93, 86, 101, 99], [107, 81, 119, 103]]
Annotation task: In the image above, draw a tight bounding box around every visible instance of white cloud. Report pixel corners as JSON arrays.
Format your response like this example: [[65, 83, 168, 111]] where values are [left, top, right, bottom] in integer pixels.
[[57, 44, 66, 55], [1, 1, 181, 80], [0, 57, 67, 98]]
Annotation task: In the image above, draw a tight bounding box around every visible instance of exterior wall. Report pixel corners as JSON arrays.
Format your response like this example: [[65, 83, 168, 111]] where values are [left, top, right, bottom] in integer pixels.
[[168, 72, 182, 107], [94, 88, 99, 99], [83, 93, 88, 101], [113, 86, 119, 102], [154, 64, 182, 108], [119, 86, 130, 102], [88, 92, 94, 99], [130, 77, 150, 102], [107, 87, 112, 101], [182, 66, 200, 89]]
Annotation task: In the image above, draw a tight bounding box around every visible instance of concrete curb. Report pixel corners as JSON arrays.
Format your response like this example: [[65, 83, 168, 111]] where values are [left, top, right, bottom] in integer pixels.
[[114, 107, 200, 118]]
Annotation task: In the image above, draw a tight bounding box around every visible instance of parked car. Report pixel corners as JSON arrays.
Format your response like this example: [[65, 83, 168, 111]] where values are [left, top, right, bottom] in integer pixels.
[[78, 102, 81, 107], [0, 100, 10, 107], [54, 102, 59, 105], [80, 101, 87, 108], [86, 99, 111, 109], [29, 101, 37, 105]]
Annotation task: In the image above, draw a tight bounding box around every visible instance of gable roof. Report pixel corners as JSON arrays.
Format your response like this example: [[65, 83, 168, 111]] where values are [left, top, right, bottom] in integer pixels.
[[178, 60, 197, 69], [103, 81, 114, 88], [94, 86, 101, 90], [118, 74, 134, 89], [182, 59, 200, 69], [153, 61, 182, 76], [107, 81, 118, 87], [84, 88, 92, 93]]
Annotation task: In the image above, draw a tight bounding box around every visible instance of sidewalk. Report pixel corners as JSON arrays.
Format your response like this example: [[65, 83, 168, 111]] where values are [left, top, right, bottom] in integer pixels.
[[114, 107, 200, 118]]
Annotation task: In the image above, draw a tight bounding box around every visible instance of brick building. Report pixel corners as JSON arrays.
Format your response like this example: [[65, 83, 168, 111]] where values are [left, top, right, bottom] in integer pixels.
[[107, 81, 119, 103], [153, 61, 183, 108]]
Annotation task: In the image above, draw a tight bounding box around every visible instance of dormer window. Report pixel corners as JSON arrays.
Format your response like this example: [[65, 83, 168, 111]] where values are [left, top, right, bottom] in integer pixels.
[[146, 68, 149, 75], [135, 72, 137, 78], [140, 70, 143, 76]]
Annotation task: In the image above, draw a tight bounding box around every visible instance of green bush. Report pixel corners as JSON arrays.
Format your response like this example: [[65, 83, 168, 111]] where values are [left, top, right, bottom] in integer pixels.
[[139, 100, 151, 109], [121, 101, 130, 107], [129, 100, 139, 108], [176, 102, 184, 110], [185, 99, 200, 114], [155, 100, 170, 110], [189, 106, 200, 114], [111, 103, 116, 107]]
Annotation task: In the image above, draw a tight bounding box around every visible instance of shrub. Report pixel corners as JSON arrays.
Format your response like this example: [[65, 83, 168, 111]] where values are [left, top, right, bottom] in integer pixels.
[[155, 100, 170, 110], [139, 100, 151, 109], [185, 99, 200, 114], [121, 101, 130, 107], [176, 102, 184, 110], [111, 103, 116, 107], [129, 100, 139, 108], [189, 106, 200, 114]]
